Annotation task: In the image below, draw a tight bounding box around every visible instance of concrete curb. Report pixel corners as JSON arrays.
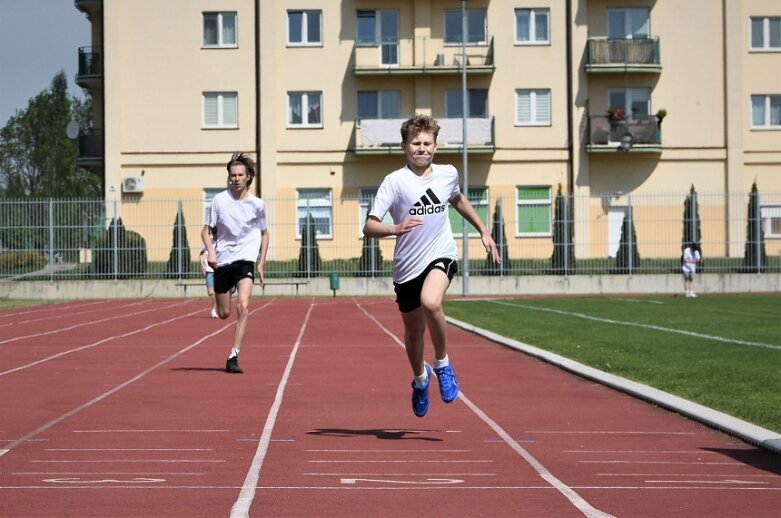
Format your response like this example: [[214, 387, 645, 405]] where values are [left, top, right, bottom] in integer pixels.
[[447, 316, 781, 455]]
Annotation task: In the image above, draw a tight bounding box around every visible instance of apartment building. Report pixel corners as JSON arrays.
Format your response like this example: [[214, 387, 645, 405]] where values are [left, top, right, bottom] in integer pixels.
[[74, 0, 780, 265]]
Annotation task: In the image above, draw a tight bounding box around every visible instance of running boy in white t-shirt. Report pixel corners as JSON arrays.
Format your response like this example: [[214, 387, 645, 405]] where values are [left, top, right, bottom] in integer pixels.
[[363, 114, 500, 417], [201, 153, 269, 374]]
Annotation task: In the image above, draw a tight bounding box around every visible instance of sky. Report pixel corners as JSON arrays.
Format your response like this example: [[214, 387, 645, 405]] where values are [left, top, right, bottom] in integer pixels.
[[0, 0, 90, 127]]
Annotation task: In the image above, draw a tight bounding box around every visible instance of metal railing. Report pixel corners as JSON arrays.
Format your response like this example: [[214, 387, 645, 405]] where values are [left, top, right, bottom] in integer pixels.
[[0, 191, 778, 282], [586, 37, 660, 70]]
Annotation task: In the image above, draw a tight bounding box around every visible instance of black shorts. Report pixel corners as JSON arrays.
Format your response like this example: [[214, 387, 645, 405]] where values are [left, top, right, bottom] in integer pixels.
[[214, 261, 255, 294], [393, 258, 458, 313]]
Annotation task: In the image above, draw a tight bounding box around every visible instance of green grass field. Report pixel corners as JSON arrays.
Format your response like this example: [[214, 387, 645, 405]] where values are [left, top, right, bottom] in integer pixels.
[[444, 294, 781, 434]]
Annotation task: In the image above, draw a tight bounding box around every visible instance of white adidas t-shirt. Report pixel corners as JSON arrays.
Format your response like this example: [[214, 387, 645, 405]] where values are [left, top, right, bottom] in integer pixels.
[[369, 164, 461, 283], [208, 190, 267, 267]]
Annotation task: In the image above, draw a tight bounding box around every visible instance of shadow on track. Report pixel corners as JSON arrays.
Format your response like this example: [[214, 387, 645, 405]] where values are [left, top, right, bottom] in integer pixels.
[[307, 428, 444, 442]]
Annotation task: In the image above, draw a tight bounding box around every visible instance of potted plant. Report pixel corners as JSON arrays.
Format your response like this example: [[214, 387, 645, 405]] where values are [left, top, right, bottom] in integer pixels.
[[607, 107, 626, 121], [655, 108, 667, 127]]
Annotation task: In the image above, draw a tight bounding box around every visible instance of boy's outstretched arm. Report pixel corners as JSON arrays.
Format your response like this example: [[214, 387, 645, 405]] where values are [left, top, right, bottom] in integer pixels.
[[363, 215, 422, 238]]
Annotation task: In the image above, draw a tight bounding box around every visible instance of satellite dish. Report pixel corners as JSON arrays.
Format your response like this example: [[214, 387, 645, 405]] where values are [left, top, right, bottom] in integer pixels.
[[66, 121, 80, 140]]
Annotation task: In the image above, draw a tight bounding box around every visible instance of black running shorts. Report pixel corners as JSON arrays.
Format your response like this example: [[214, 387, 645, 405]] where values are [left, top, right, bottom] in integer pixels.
[[393, 257, 458, 313], [214, 260, 255, 294]]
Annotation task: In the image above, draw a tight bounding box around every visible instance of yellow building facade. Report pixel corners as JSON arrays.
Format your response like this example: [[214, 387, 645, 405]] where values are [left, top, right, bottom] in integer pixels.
[[75, 0, 780, 265]]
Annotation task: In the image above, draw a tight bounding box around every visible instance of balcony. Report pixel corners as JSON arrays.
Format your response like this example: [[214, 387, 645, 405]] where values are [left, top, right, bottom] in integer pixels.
[[354, 117, 495, 155], [352, 37, 495, 76], [586, 115, 662, 153], [76, 46, 102, 88], [77, 130, 104, 168], [586, 38, 661, 74]]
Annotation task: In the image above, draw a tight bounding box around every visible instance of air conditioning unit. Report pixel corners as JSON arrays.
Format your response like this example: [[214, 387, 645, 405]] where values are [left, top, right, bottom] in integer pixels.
[[122, 176, 144, 193]]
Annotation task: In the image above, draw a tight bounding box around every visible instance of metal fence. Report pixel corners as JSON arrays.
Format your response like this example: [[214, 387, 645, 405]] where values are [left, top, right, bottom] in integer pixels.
[[0, 191, 778, 282]]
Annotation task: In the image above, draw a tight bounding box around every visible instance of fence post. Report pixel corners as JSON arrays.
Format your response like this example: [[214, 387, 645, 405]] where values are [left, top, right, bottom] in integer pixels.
[[177, 200, 184, 281], [627, 194, 634, 275], [112, 199, 119, 282], [563, 194, 570, 276], [754, 190, 761, 274], [48, 199, 55, 284]]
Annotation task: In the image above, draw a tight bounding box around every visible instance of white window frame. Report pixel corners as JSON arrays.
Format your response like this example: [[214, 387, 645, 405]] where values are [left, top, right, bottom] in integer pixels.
[[750, 17, 781, 51], [751, 95, 781, 129], [202, 92, 238, 129], [297, 189, 333, 239], [202, 12, 237, 48], [287, 10, 322, 46], [444, 9, 488, 45], [445, 89, 488, 118], [607, 7, 650, 39], [761, 205, 781, 239], [515, 8, 550, 45], [358, 90, 401, 120], [288, 91, 323, 128], [516, 186, 552, 237], [515, 89, 551, 126], [359, 188, 394, 237]]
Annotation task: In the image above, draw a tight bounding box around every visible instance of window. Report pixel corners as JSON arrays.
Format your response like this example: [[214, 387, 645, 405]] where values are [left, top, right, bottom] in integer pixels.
[[356, 10, 399, 65], [203, 12, 237, 47], [288, 10, 322, 46], [516, 89, 551, 125], [751, 17, 781, 50], [450, 187, 488, 237], [608, 88, 650, 117], [358, 91, 401, 119], [288, 91, 322, 127], [607, 8, 650, 39], [751, 95, 781, 128], [517, 186, 552, 235], [359, 188, 394, 236], [444, 9, 487, 45], [203, 188, 222, 225], [761, 205, 781, 238], [445, 89, 488, 118], [203, 92, 238, 128], [515, 9, 549, 44], [297, 189, 332, 238]]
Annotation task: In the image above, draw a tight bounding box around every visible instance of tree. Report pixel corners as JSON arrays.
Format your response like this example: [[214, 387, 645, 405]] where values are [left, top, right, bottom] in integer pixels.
[[615, 206, 640, 274], [0, 71, 99, 198], [550, 184, 575, 275], [92, 217, 148, 279], [486, 199, 509, 275], [681, 185, 702, 247], [743, 182, 767, 273], [296, 213, 322, 277], [165, 204, 192, 278]]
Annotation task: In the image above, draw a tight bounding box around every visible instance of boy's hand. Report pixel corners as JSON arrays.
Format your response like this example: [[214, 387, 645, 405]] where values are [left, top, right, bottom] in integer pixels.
[[395, 218, 423, 236]]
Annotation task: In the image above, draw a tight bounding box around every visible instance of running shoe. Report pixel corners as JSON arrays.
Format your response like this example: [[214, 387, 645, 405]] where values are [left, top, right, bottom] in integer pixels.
[[434, 364, 460, 403], [210, 308, 218, 319], [411, 365, 432, 418], [226, 356, 243, 374]]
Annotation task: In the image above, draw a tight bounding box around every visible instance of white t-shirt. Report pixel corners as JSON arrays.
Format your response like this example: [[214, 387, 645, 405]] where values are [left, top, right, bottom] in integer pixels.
[[369, 163, 461, 283], [208, 190, 267, 267], [682, 247, 701, 274]]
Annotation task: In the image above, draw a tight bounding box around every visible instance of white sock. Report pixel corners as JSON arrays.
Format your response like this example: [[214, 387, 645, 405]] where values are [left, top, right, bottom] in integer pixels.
[[228, 348, 239, 359], [433, 355, 449, 369], [413, 371, 428, 389]]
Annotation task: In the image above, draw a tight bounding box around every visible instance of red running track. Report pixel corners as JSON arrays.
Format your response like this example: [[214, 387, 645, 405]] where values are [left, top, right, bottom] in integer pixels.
[[0, 297, 779, 517]]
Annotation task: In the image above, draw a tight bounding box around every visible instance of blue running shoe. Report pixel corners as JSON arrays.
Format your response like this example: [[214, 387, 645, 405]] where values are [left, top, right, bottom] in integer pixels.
[[434, 364, 460, 403], [411, 365, 432, 418]]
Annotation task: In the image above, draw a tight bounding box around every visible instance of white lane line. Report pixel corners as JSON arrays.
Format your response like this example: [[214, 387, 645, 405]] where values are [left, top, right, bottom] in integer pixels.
[[526, 431, 696, 435], [72, 430, 228, 433], [304, 472, 496, 476], [230, 301, 315, 518], [0, 302, 274, 457], [305, 449, 470, 453], [489, 299, 781, 350], [308, 460, 492, 464], [357, 301, 616, 518], [0, 300, 132, 328], [45, 448, 212, 452], [0, 300, 193, 345]]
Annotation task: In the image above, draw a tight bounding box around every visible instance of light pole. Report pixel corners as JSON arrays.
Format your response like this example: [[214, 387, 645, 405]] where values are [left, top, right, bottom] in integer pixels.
[[460, 0, 469, 296]]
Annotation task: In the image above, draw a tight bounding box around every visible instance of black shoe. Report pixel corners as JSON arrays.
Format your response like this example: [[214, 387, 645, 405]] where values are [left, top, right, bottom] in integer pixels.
[[226, 356, 243, 374]]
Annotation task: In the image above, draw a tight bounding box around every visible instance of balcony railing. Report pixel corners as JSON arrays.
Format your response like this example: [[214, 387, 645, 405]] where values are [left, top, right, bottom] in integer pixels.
[[587, 115, 661, 153], [352, 36, 495, 75], [586, 38, 661, 73], [354, 117, 495, 154], [76, 46, 102, 87], [77, 130, 104, 166]]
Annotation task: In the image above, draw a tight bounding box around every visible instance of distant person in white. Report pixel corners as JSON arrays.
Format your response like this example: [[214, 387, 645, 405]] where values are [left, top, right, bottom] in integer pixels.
[[682, 242, 702, 298], [201, 153, 269, 374], [363, 114, 500, 418]]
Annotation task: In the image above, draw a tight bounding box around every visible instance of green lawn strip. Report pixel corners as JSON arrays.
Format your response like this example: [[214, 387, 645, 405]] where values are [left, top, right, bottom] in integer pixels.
[[444, 295, 781, 434]]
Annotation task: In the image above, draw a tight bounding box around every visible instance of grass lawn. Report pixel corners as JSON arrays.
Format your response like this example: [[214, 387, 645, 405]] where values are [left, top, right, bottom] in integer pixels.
[[444, 294, 781, 434]]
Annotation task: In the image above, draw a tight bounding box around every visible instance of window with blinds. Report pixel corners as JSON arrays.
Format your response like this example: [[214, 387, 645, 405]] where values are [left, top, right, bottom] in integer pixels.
[[515, 89, 551, 126], [203, 92, 238, 129]]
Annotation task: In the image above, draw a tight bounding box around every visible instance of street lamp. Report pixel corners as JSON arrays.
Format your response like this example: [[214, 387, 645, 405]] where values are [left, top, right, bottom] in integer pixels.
[[461, 0, 469, 296]]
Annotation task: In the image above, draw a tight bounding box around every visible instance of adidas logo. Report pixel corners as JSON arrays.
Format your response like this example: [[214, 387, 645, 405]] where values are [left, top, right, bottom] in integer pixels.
[[409, 188, 447, 216]]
